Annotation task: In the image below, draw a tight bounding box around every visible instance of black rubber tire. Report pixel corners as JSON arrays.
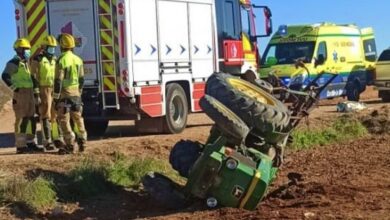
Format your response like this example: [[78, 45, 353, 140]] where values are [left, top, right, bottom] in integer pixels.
[[142, 172, 189, 209], [169, 140, 203, 178], [346, 81, 360, 102], [380, 90, 390, 102], [84, 120, 108, 137], [200, 95, 250, 142], [206, 73, 290, 142], [163, 83, 188, 134]]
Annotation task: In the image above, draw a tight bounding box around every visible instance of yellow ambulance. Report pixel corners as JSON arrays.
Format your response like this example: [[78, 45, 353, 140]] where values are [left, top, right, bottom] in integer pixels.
[[260, 23, 377, 100]]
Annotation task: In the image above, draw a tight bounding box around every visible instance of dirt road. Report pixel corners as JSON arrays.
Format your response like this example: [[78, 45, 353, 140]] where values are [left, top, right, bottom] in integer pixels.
[[1, 87, 390, 219]]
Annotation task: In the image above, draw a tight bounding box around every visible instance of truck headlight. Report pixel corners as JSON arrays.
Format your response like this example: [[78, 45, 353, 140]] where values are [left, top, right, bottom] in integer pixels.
[[226, 158, 238, 170]]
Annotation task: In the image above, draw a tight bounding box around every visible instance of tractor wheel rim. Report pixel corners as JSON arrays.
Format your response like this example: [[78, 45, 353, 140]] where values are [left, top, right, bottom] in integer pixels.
[[227, 78, 276, 105]]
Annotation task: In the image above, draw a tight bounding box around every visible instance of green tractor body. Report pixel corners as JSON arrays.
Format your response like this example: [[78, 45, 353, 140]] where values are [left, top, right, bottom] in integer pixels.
[[184, 136, 278, 210]]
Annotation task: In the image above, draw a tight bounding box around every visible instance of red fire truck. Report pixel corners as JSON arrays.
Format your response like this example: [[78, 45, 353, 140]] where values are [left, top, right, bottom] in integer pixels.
[[14, 0, 272, 136]]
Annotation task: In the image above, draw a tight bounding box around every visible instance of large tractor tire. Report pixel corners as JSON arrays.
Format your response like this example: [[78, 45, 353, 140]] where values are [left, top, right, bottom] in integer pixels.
[[84, 119, 109, 137], [206, 73, 290, 143], [169, 140, 203, 178], [200, 95, 250, 142], [163, 83, 189, 134]]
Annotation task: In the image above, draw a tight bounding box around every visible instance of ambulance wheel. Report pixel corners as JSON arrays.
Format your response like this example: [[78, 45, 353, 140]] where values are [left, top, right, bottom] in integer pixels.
[[163, 83, 188, 134], [346, 81, 360, 101], [206, 73, 290, 143], [84, 119, 108, 137], [169, 140, 203, 178], [200, 95, 250, 142]]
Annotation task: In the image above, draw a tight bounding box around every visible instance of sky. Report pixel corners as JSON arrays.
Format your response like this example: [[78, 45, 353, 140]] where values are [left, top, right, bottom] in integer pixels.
[[0, 0, 389, 73]]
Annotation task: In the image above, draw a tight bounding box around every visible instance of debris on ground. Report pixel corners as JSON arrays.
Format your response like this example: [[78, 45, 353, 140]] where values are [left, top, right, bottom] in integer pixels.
[[336, 101, 367, 112], [360, 106, 390, 134]]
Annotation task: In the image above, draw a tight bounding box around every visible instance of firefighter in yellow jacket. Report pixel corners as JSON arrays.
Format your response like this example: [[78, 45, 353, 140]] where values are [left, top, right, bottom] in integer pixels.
[[54, 33, 87, 154], [31, 35, 64, 151], [1, 38, 43, 153]]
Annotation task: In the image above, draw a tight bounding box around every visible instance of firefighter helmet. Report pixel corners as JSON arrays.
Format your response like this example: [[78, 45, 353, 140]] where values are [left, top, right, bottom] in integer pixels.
[[13, 38, 31, 49], [42, 35, 58, 47], [58, 33, 75, 49]]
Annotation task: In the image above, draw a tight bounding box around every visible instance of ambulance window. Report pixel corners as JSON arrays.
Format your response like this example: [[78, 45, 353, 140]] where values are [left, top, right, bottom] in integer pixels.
[[317, 41, 327, 61], [363, 39, 377, 62]]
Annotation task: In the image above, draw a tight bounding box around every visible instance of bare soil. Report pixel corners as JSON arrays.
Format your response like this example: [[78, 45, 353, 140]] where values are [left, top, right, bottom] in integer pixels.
[[1, 86, 390, 219]]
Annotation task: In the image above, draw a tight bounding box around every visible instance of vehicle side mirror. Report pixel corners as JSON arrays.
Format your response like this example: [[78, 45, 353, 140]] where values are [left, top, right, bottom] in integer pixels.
[[253, 5, 273, 38], [266, 57, 278, 66], [315, 54, 325, 67]]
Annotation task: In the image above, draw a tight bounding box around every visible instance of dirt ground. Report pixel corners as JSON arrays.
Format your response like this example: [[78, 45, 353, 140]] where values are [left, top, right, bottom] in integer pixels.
[[1, 87, 390, 219]]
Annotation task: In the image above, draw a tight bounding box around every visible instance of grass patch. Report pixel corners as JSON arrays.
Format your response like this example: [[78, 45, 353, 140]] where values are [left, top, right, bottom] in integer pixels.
[[107, 152, 183, 188], [68, 158, 111, 198], [0, 154, 182, 213], [0, 176, 56, 211], [292, 115, 367, 150]]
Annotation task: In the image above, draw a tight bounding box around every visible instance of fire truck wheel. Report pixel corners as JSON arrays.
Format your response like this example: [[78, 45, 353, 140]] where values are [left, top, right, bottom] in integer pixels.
[[200, 95, 250, 142], [163, 83, 189, 134], [169, 140, 203, 178], [206, 73, 290, 143], [84, 119, 108, 137]]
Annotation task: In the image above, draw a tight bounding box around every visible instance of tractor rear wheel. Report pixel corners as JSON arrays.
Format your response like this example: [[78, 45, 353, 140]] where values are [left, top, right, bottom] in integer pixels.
[[200, 95, 250, 142], [206, 73, 290, 144]]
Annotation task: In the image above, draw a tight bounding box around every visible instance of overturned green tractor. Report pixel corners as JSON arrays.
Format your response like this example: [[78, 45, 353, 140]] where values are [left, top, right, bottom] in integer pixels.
[[143, 71, 338, 210]]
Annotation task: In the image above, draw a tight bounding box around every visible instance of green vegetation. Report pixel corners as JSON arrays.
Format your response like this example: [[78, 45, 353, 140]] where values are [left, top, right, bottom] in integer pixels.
[[291, 115, 367, 150], [107, 152, 183, 188], [0, 177, 57, 211], [0, 154, 181, 213], [68, 158, 110, 198]]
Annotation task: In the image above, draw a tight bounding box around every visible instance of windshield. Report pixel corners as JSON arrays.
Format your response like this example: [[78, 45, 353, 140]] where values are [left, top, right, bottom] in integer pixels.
[[261, 42, 316, 65]]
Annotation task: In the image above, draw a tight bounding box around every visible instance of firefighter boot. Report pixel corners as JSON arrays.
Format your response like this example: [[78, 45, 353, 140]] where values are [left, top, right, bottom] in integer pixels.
[[42, 118, 56, 151], [77, 138, 87, 153], [58, 145, 74, 155], [26, 142, 44, 153]]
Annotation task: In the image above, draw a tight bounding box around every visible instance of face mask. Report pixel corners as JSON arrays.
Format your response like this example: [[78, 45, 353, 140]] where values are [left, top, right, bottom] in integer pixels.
[[23, 50, 31, 59], [47, 46, 56, 55]]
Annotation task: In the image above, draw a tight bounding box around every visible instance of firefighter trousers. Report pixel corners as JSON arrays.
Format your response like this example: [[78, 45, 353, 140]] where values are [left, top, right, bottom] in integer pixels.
[[56, 97, 87, 146], [13, 88, 36, 148], [39, 87, 64, 146]]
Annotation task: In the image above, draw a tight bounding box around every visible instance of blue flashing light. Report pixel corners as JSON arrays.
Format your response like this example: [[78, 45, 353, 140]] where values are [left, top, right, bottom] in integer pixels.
[[281, 77, 290, 86], [278, 25, 288, 37]]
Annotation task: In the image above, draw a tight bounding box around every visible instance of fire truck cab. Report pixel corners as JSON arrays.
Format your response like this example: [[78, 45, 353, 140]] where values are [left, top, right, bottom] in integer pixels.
[[14, 0, 272, 136]]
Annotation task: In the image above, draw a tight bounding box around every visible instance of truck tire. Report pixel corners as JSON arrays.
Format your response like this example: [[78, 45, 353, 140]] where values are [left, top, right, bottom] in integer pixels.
[[84, 119, 108, 137], [206, 73, 290, 142], [169, 140, 203, 178], [380, 90, 390, 102], [346, 81, 360, 101], [200, 95, 250, 142], [163, 83, 188, 134]]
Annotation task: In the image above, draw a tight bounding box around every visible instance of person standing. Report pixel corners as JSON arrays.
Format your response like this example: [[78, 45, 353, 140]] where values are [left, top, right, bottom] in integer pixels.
[[1, 38, 43, 154], [54, 33, 87, 154], [31, 35, 64, 151]]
